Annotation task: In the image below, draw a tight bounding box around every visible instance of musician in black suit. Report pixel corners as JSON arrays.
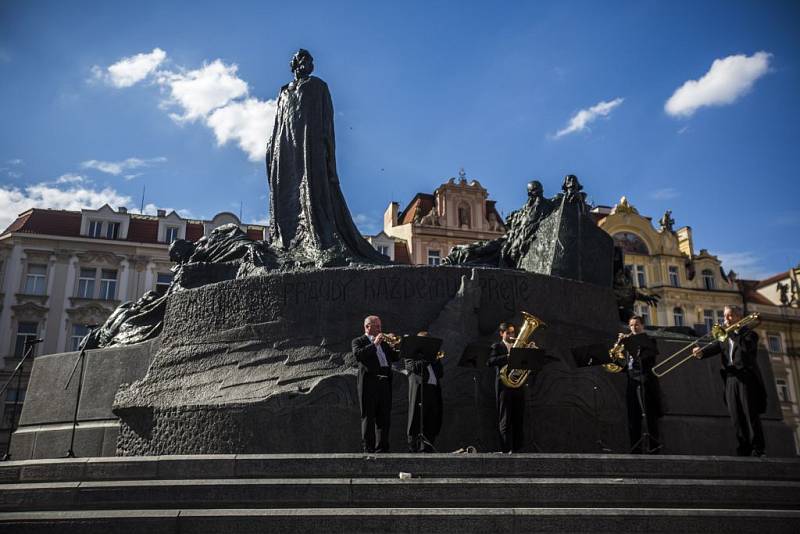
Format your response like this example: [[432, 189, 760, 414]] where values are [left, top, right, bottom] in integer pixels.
[[405, 331, 444, 452], [622, 315, 662, 452], [487, 322, 525, 453], [693, 305, 766, 456], [352, 315, 400, 453]]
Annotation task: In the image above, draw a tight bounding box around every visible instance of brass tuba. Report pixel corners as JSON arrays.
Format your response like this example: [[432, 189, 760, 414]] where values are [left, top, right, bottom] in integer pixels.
[[499, 312, 545, 388]]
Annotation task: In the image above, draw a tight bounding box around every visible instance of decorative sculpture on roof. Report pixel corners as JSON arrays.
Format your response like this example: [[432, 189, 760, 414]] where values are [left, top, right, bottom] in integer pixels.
[[659, 210, 675, 233]]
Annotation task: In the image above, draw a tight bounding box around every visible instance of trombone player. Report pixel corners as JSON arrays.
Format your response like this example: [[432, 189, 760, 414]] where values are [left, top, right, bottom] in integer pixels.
[[692, 305, 766, 456]]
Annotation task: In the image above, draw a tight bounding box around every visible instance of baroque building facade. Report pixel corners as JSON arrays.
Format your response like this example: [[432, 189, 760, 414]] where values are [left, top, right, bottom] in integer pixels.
[[0, 205, 265, 448], [595, 197, 741, 330], [377, 172, 506, 265]]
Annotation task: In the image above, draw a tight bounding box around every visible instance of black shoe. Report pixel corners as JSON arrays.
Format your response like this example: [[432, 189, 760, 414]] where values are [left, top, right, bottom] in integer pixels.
[[751, 450, 766, 457]]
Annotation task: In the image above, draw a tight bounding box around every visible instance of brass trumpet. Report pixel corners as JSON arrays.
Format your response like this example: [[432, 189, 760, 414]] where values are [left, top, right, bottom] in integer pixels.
[[382, 333, 403, 348], [651, 312, 760, 378]]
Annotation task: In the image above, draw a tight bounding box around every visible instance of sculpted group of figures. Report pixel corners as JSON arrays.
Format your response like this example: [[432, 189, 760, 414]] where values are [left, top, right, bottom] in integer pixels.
[[81, 49, 768, 458], [353, 305, 767, 456]]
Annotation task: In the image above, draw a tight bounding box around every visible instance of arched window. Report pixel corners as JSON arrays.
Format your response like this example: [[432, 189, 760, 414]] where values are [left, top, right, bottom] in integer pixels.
[[457, 202, 471, 229], [613, 232, 649, 255], [701, 269, 716, 290], [673, 307, 684, 327]]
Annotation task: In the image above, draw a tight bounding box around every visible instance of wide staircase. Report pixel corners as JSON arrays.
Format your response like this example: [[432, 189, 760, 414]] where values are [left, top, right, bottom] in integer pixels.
[[1, 453, 799, 533]]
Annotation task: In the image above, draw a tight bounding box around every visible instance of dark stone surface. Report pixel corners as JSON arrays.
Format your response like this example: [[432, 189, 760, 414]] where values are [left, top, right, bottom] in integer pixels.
[[110, 266, 622, 455]]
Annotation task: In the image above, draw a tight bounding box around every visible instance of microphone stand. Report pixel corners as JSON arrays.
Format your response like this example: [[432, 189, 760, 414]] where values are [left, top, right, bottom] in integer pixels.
[[64, 325, 97, 458], [1, 337, 41, 461]]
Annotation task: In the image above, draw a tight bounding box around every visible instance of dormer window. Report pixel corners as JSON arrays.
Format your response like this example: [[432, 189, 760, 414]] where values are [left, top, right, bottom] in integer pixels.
[[702, 269, 716, 290], [165, 226, 179, 244], [88, 220, 103, 238], [106, 222, 120, 239]]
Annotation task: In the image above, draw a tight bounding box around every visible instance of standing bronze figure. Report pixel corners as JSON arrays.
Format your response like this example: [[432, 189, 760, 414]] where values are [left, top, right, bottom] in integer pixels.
[[266, 49, 386, 266]]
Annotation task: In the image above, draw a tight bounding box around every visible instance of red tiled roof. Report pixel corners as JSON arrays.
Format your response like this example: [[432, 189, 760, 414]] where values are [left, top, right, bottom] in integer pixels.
[[1, 209, 81, 238], [126, 217, 159, 243], [393, 241, 411, 264], [186, 223, 205, 242], [399, 194, 435, 225], [737, 280, 775, 306], [754, 271, 791, 288]]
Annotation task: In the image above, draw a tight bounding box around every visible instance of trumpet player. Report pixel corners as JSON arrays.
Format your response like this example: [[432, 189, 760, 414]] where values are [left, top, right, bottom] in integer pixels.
[[622, 315, 662, 453], [487, 322, 525, 453], [692, 305, 766, 456], [405, 331, 444, 452], [352, 315, 400, 453]]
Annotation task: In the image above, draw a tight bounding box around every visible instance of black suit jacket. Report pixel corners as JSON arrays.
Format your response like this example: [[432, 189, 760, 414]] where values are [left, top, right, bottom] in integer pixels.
[[700, 327, 766, 413], [352, 334, 400, 394]]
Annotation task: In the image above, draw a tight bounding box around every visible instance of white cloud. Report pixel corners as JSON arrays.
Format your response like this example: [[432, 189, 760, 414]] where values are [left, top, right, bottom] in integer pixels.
[[7, 159, 23, 165], [0, 183, 131, 231], [81, 157, 167, 176], [717, 251, 772, 280], [160, 60, 249, 122], [97, 49, 276, 162], [105, 48, 167, 88], [56, 173, 86, 184], [665, 51, 771, 118], [206, 98, 277, 161], [352, 213, 380, 235], [649, 188, 680, 201], [554, 98, 624, 138]]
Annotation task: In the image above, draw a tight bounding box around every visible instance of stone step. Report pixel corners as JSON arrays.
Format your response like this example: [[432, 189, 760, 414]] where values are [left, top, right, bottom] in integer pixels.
[[2, 477, 798, 512], [2, 507, 799, 534], [3, 453, 799, 484]]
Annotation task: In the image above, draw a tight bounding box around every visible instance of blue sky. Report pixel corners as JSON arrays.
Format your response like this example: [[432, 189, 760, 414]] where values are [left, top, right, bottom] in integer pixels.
[[1, 0, 798, 279]]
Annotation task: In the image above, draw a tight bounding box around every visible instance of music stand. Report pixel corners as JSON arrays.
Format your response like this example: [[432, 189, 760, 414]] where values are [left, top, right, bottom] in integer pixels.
[[64, 325, 98, 458], [400, 335, 443, 452], [1, 338, 40, 461], [458, 343, 491, 451], [622, 334, 662, 454], [572, 341, 619, 453], [507, 347, 549, 452]]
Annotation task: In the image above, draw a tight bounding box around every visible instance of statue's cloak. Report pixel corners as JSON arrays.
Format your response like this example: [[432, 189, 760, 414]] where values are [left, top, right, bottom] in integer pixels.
[[266, 75, 385, 265]]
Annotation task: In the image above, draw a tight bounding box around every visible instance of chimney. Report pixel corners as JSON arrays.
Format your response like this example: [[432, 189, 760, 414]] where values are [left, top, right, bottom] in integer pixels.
[[157, 209, 166, 217]]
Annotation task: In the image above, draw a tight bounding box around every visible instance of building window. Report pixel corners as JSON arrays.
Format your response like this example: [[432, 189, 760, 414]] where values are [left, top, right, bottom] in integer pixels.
[[88, 220, 103, 238], [165, 226, 179, 243], [14, 322, 38, 357], [106, 222, 120, 240], [99, 269, 117, 300], [77, 268, 96, 298], [457, 202, 471, 228], [427, 250, 441, 266], [24, 264, 47, 295], [70, 324, 89, 352], [633, 265, 646, 288], [703, 310, 715, 333], [668, 266, 680, 287], [673, 307, 684, 327], [702, 269, 716, 290], [155, 272, 173, 295], [636, 304, 650, 326], [776, 379, 790, 403], [767, 334, 783, 354], [716, 309, 725, 325], [376, 245, 389, 257]]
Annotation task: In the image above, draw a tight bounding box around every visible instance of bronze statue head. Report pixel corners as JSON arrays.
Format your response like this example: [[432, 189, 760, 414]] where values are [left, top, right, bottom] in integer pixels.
[[291, 49, 314, 78], [527, 180, 543, 200], [562, 174, 582, 192]]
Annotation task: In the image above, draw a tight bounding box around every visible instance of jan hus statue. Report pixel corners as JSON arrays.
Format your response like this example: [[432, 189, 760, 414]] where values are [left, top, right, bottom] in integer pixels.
[[266, 49, 386, 266]]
